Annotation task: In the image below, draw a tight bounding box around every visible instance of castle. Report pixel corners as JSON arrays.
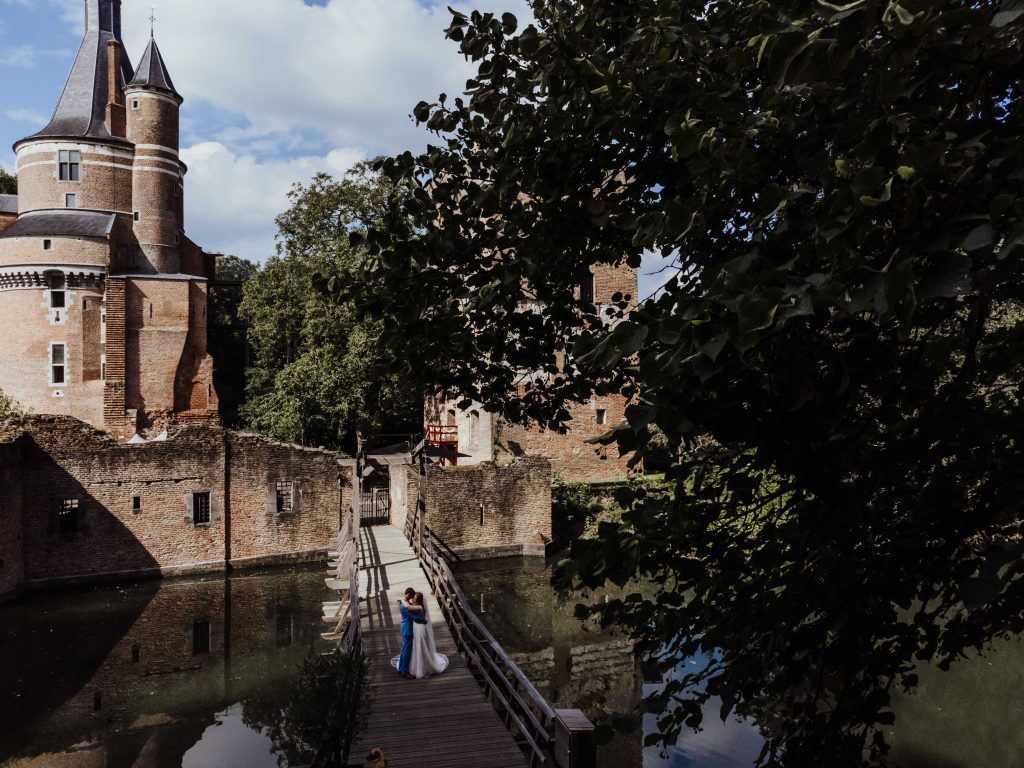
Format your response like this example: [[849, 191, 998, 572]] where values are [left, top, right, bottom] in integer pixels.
[[0, 0, 217, 439]]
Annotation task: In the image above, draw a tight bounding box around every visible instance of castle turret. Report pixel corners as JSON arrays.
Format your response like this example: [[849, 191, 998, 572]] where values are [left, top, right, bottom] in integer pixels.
[[125, 35, 184, 274], [0, 0, 219, 436]]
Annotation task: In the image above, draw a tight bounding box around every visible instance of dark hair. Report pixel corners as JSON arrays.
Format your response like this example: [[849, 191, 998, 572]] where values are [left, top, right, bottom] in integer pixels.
[[415, 592, 425, 605], [404, 587, 416, 598]]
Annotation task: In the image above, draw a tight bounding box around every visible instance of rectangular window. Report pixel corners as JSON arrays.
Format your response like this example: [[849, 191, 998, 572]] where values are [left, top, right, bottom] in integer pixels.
[[192, 620, 211, 655], [50, 290, 66, 310], [58, 150, 81, 182], [42, 239, 52, 251], [65, 193, 77, 209], [193, 492, 211, 525], [132, 100, 140, 110], [596, 409, 607, 426], [132, 496, 142, 514], [275, 481, 293, 514], [58, 499, 79, 534], [580, 274, 596, 304], [133, 211, 141, 222], [50, 343, 66, 385]]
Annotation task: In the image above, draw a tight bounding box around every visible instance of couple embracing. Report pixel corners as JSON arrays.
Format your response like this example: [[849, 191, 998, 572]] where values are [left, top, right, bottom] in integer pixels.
[[391, 587, 449, 679]]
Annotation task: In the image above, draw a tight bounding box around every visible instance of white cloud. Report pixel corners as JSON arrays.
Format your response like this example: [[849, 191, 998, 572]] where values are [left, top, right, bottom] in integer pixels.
[[118, 0, 530, 154], [0, 43, 71, 68], [4, 107, 47, 125], [181, 141, 366, 260]]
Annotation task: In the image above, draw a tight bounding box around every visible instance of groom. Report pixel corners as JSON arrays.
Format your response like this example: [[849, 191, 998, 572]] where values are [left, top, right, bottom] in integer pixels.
[[397, 587, 426, 679]]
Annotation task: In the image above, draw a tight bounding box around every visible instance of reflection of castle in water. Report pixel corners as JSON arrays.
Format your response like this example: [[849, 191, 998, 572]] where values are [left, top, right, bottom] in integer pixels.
[[457, 558, 645, 768], [0, 567, 328, 768]]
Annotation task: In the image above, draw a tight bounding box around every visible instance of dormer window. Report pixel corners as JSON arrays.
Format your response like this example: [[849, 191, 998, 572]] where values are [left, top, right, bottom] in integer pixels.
[[58, 150, 80, 182], [42, 239, 52, 252], [65, 193, 77, 209]]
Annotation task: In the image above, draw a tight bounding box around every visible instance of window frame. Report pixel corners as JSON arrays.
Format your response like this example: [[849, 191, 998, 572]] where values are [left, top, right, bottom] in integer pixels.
[[58, 498, 79, 534], [42, 239, 52, 252], [64, 193, 77, 209], [275, 481, 293, 515], [50, 342, 67, 386], [58, 150, 81, 182], [193, 492, 212, 525], [596, 409, 607, 426]]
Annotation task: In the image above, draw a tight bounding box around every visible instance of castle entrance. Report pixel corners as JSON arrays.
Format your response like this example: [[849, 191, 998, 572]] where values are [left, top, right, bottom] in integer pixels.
[[359, 465, 391, 526]]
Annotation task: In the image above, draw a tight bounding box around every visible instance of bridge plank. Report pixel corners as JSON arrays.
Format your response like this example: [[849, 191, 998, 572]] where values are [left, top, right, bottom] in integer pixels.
[[349, 525, 530, 768]]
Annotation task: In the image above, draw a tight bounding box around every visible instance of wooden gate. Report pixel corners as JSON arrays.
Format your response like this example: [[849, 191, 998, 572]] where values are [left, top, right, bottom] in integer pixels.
[[359, 466, 391, 526]]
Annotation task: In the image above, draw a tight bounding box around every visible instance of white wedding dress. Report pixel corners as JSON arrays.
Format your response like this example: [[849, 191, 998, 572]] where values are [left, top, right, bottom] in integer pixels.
[[391, 601, 450, 678]]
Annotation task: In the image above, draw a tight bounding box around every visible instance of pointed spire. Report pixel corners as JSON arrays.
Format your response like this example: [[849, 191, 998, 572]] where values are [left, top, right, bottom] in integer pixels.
[[22, 0, 134, 144], [128, 36, 182, 103]]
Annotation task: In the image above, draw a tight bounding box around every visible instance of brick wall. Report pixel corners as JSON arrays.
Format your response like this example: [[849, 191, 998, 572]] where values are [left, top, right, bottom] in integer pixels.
[[226, 432, 349, 566], [422, 457, 552, 558], [494, 393, 634, 482], [0, 439, 25, 600], [0, 417, 348, 590]]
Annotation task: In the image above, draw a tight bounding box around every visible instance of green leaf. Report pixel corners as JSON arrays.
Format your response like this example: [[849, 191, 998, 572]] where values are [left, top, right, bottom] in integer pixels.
[[897, 165, 916, 181], [992, 10, 1024, 27], [963, 223, 993, 251]]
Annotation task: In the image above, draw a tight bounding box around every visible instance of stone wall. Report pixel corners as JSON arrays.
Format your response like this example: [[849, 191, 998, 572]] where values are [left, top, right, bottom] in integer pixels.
[[421, 457, 552, 558], [0, 417, 350, 593]]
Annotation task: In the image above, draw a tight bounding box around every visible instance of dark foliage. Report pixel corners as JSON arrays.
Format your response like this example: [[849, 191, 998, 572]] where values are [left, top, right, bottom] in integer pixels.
[[343, 1, 1024, 765]]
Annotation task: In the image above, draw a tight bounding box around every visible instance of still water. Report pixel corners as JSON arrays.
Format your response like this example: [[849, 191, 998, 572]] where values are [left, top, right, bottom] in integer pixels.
[[0, 565, 331, 768], [2, 559, 1021, 768], [455, 557, 1024, 768]]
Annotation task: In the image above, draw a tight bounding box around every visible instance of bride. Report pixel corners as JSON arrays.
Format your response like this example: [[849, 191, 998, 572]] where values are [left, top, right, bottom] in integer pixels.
[[392, 592, 449, 678]]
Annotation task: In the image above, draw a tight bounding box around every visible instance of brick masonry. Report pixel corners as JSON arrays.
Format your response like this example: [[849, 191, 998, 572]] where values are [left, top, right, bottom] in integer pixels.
[[416, 457, 553, 559], [426, 261, 640, 483], [0, 417, 352, 599]]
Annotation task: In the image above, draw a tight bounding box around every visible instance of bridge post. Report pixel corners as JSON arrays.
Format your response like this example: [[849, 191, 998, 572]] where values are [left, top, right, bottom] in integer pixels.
[[554, 709, 596, 768]]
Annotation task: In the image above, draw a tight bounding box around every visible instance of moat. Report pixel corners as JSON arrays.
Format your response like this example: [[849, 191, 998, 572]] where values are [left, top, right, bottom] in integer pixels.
[[1, 559, 1023, 768], [0, 565, 332, 768]]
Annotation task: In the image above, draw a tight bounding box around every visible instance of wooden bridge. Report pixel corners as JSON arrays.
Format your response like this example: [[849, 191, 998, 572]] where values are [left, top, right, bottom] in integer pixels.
[[320, 506, 596, 768]]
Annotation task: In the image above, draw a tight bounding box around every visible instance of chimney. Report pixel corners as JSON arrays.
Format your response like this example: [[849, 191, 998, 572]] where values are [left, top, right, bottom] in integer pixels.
[[106, 39, 126, 137]]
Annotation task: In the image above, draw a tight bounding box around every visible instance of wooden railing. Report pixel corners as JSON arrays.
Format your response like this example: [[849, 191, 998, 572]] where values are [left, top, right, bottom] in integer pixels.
[[408, 513, 595, 768]]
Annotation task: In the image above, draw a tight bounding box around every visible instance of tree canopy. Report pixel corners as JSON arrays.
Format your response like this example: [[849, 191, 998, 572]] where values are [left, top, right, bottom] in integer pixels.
[[241, 170, 422, 450], [346, 0, 1024, 764], [0, 167, 16, 195]]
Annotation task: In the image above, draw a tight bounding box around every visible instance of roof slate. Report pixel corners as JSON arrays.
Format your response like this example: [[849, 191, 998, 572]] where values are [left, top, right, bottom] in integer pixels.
[[23, 0, 134, 144], [0, 211, 115, 239], [0, 195, 16, 215], [128, 37, 181, 100]]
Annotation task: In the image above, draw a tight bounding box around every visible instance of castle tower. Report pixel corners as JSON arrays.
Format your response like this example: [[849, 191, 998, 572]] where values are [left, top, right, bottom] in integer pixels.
[[125, 35, 183, 274], [0, 0, 219, 436]]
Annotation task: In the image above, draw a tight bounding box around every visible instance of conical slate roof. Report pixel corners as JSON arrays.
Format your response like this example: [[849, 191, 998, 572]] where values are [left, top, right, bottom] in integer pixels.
[[128, 36, 181, 101], [25, 0, 134, 144]]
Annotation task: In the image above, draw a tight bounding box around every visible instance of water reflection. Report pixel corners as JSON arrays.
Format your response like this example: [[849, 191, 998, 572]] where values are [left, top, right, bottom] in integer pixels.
[[456, 557, 1024, 768], [0, 566, 336, 768]]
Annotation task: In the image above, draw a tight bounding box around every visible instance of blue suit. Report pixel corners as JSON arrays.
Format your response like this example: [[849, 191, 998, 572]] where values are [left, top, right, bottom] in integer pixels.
[[398, 602, 427, 676]]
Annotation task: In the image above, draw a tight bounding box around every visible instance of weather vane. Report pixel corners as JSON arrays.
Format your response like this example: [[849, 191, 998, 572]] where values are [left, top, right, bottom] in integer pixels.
[[149, 6, 157, 37]]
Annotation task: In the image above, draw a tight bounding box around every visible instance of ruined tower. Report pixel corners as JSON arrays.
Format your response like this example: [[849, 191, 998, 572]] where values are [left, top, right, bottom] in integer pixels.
[[0, 0, 218, 437]]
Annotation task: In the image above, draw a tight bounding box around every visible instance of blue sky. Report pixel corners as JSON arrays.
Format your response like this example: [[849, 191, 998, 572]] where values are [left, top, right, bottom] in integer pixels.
[[0, 0, 672, 297]]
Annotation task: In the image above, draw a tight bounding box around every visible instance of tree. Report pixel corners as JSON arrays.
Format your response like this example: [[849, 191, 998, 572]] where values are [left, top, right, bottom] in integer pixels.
[[0, 390, 25, 420], [209, 255, 259, 427], [348, 1, 1024, 765], [241, 169, 422, 450], [0, 167, 16, 195]]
